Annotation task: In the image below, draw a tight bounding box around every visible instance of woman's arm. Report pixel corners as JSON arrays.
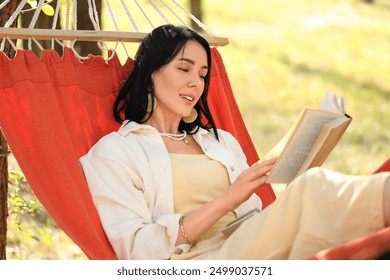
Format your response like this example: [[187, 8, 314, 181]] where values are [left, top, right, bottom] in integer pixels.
[[175, 129, 277, 246], [175, 158, 275, 246], [80, 133, 181, 260]]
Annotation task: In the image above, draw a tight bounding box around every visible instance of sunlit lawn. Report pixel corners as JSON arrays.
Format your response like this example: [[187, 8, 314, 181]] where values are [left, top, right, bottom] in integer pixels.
[[208, 0, 390, 175]]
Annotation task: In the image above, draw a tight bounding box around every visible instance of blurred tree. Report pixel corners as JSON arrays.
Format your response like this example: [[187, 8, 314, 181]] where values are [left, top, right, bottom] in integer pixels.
[[0, 132, 7, 260], [0, 130, 8, 260], [190, 0, 202, 32], [0, 0, 21, 260], [74, 0, 102, 57], [20, 1, 63, 57], [20, 0, 102, 57], [0, 0, 20, 58]]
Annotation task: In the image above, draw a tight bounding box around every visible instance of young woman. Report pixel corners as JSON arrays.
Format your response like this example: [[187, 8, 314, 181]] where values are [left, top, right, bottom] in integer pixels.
[[80, 24, 390, 260]]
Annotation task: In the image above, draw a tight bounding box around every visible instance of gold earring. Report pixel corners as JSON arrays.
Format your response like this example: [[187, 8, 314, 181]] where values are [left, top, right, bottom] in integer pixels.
[[182, 108, 198, 123], [146, 93, 157, 112]]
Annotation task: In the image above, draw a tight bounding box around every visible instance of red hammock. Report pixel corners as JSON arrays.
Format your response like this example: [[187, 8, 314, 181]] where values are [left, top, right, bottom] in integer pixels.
[[0, 47, 389, 260], [0, 47, 274, 259]]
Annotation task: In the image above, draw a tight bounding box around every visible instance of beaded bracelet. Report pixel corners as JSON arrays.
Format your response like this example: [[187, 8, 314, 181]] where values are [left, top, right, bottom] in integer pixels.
[[179, 215, 197, 248]]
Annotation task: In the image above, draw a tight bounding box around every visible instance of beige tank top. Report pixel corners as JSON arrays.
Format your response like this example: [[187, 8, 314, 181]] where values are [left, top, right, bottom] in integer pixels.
[[170, 153, 236, 241]]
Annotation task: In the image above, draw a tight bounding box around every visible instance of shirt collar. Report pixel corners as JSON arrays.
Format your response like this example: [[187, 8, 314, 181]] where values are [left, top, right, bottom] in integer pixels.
[[118, 120, 212, 139], [118, 120, 156, 136]]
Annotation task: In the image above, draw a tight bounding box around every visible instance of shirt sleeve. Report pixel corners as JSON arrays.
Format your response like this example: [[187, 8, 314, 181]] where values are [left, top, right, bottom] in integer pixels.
[[80, 133, 180, 260]]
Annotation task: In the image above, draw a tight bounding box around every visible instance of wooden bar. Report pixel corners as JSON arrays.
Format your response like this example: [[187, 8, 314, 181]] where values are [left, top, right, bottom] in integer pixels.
[[0, 27, 229, 47]]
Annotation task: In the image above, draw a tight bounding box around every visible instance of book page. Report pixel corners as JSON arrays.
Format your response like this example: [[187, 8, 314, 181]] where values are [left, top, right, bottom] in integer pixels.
[[266, 109, 340, 183], [320, 92, 345, 114]]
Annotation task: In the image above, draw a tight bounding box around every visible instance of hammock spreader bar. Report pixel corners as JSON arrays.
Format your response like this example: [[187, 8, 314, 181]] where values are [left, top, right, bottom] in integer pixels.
[[0, 27, 229, 46]]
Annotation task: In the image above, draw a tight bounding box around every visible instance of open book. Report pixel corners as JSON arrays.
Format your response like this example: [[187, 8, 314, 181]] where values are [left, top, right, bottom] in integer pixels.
[[265, 92, 352, 184]]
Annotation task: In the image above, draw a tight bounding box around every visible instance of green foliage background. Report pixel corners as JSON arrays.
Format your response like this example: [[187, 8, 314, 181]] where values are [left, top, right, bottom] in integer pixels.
[[6, 0, 390, 259], [208, 0, 390, 175]]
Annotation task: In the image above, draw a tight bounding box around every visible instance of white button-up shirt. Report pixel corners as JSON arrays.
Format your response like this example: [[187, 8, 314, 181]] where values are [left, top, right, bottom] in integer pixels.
[[80, 121, 262, 259]]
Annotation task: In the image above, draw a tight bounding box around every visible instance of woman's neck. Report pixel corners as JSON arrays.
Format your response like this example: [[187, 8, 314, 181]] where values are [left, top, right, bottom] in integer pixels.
[[145, 114, 182, 134]]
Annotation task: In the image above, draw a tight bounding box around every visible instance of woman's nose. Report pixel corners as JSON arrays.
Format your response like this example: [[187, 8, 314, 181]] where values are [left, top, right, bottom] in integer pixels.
[[188, 75, 202, 88]]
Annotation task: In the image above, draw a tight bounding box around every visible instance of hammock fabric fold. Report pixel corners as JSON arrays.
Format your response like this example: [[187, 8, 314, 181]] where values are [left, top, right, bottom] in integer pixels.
[[0, 47, 274, 259], [1, 47, 389, 260]]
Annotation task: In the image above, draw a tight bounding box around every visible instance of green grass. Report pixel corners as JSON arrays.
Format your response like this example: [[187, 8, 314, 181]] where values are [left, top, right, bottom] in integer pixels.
[[6, 0, 390, 259], [205, 0, 390, 174]]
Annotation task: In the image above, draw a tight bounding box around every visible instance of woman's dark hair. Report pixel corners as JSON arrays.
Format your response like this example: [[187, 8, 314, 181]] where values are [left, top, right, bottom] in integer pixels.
[[113, 24, 218, 139]]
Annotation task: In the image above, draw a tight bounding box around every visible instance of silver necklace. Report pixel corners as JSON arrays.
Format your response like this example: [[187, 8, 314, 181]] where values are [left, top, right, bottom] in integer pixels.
[[160, 130, 189, 144]]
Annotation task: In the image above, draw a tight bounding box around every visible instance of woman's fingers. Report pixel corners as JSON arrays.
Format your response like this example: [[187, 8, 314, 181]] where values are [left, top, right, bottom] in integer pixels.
[[253, 157, 278, 167], [246, 157, 278, 181], [226, 157, 279, 208]]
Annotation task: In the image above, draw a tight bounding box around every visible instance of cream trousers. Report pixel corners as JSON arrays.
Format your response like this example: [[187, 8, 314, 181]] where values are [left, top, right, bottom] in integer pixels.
[[216, 167, 389, 259], [173, 167, 390, 260]]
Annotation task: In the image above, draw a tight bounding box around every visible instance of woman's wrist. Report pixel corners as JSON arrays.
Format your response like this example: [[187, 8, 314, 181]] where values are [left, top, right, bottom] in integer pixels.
[[219, 187, 242, 212], [175, 195, 233, 247], [179, 215, 197, 248]]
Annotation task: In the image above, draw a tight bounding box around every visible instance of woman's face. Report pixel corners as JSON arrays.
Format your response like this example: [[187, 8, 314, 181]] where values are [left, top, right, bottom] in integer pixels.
[[151, 40, 208, 121]]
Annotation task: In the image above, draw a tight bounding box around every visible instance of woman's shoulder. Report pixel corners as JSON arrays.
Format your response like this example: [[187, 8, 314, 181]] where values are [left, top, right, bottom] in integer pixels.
[[94, 131, 123, 148], [215, 129, 240, 146], [83, 132, 128, 160], [96, 121, 152, 144], [196, 127, 235, 140], [214, 129, 246, 158], [84, 122, 151, 159], [195, 127, 240, 148], [216, 128, 235, 139]]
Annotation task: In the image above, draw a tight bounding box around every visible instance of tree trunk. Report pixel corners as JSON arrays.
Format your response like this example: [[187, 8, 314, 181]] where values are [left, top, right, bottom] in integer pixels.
[[0, 131, 9, 260], [0, 0, 20, 58], [19, 1, 102, 58], [190, 0, 202, 32], [75, 0, 102, 57], [20, 1, 62, 57], [0, 0, 21, 260]]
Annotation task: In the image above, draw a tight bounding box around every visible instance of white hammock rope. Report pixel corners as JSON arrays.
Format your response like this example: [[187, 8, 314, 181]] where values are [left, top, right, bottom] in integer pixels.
[[1, 0, 25, 51], [51, 0, 61, 30], [104, 0, 116, 31], [0, 0, 11, 10], [104, 0, 130, 58], [171, 0, 214, 35], [89, 0, 101, 31], [51, 0, 62, 49], [148, 0, 170, 25], [3, 0, 27, 28], [26, 0, 46, 51], [73, 0, 78, 30], [134, 0, 155, 29], [0, 36, 17, 52], [160, 0, 188, 28], [0, 0, 229, 58], [28, 0, 45, 29], [120, 0, 140, 32]]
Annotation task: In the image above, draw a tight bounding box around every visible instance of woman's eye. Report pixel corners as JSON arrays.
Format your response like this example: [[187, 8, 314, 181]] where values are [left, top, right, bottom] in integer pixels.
[[178, 67, 189, 72]]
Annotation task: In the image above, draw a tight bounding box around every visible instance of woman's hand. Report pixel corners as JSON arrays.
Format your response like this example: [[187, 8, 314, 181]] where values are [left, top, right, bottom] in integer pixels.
[[175, 157, 278, 247], [222, 157, 278, 211]]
